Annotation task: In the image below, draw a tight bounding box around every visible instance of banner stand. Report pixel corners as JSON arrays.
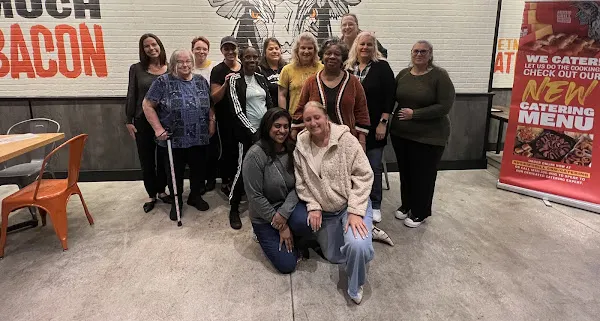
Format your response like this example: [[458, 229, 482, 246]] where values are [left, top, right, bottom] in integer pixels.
[[497, 181, 600, 214]]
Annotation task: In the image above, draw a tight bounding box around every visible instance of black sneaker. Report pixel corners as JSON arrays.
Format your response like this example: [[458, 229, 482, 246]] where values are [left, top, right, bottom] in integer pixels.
[[229, 209, 242, 230], [170, 202, 184, 221], [206, 179, 216, 191], [404, 216, 425, 228], [187, 195, 209, 211], [221, 184, 232, 198], [158, 194, 173, 204], [395, 206, 410, 220]]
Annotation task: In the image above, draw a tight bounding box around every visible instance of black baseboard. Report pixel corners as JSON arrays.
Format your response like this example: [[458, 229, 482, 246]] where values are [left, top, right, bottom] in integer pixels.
[[56, 159, 488, 182]]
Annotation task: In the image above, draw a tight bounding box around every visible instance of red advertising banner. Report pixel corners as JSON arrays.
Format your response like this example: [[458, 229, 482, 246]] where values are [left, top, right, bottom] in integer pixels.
[[499, 1, 600, 212]]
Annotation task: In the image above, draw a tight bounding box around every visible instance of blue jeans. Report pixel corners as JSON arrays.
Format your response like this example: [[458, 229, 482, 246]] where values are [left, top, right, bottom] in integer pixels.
[[366, 147, 384, 210], [252, 206, 312, 274], [296, 201, 375, 299]]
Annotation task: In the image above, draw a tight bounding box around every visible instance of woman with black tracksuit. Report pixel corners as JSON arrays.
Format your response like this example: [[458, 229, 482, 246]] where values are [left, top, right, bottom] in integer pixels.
[[227, 47, 274, 229]]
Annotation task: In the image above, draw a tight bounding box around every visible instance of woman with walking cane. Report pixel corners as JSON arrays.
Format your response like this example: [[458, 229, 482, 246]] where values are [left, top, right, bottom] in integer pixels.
[[143, 49, 216, 223]]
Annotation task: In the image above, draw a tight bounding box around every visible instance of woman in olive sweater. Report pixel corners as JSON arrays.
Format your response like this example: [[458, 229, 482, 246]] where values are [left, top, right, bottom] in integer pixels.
[[390, 40, 455, 228]]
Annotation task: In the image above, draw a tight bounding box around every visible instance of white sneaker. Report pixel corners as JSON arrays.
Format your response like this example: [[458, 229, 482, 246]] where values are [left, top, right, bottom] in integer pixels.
[[351, 286, 364, 305], [372, 226, 394, 246], [251, 231, 259, 243], [372, 209, 382, 223], [404, 217, 425, 228], [395, 207, 409, 220]]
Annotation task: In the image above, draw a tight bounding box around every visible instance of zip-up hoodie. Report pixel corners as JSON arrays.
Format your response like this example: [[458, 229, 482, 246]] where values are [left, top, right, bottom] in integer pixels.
[[243, 141, 298, 225], [293, 122, 373, 216], [228, 71, 274, 139]]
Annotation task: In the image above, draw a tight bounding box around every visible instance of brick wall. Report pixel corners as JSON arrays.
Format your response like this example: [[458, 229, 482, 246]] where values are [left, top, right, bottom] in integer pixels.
[[0, 0, 498, 97]]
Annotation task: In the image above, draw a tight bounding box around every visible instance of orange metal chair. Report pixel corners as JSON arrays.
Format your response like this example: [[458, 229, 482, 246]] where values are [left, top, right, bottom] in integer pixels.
[[0, 134, 93, 258]]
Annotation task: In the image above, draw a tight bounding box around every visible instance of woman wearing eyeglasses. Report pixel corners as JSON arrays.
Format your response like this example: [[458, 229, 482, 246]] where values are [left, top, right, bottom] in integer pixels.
[[143, 49, 216, 221], [389, 40, 455, 228]]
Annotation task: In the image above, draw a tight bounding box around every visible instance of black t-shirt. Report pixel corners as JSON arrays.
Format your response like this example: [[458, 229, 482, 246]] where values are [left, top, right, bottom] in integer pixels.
[[323, 73, 346, 124], [210, 62, 240, 120], [259, 66, 283, 107]]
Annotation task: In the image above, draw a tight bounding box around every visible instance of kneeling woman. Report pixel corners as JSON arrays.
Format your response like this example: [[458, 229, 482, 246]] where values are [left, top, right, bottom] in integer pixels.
[[242, 108, 308, 274], [294, 101, 375, 304]]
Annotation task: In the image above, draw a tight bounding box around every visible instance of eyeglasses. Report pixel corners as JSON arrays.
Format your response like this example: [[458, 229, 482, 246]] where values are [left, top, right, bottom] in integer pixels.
[[412, 49, 429, 56], [176, 60, 193, 65]]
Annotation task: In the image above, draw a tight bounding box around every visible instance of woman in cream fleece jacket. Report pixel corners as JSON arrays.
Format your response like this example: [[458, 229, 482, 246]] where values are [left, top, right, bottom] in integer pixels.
[[293, 101, 375, 304]]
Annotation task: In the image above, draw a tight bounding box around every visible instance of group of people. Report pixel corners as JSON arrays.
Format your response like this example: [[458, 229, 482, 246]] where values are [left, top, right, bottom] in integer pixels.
[[125, 13, 456, 304]]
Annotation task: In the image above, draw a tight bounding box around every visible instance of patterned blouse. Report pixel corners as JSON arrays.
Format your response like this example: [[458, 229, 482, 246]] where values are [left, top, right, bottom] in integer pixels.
[[145, 74, 212, 148]]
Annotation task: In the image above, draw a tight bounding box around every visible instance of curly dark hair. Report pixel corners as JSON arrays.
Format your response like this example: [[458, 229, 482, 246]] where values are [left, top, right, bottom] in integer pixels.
[[318, 37, 349, 67]]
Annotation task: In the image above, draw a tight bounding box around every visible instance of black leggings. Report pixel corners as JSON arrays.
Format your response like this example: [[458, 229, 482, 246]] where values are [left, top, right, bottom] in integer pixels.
[[134, 117, 167, 198], [390, 136, 444, 219]]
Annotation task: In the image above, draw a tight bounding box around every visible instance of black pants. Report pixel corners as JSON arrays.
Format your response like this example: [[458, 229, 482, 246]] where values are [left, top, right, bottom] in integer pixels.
[[230, 138, 252, 209], [217, 119, 238, 185], [161, 145, 208, 202], [390, 136, 445, 219], [205, 123, 221, 183], [134, 117, 168, 198]]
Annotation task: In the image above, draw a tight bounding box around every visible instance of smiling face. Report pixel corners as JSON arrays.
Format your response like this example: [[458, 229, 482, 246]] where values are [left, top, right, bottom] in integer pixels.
[[143, 37, 160, 59], [269, 116, 290, 145], [192, 39, 209, 65], [357, 34, 375, 60], [341, 15, 359, 39], [303, 104, 329, 137], [265, 40, 281, 65], [175, 51, 193, 78], [242, 47, 260, 74], [411, 42, 432, 68], [298, 39, 316, 66], [221, 43, 238, 62], [323, 44, 343, 71]]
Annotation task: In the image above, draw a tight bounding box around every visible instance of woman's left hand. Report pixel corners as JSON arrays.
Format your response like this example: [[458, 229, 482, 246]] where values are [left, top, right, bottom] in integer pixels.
[[271, 212, 287, 231], [397, 108, 414, 120], [375, 123, 387, 141], [345, 213, 369, 239]]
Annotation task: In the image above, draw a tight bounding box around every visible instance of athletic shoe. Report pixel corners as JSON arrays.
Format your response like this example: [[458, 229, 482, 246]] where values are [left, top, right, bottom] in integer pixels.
[[229, 209, 242, 230], [187, 195, 209, 211], [206, 179, 216, 191], [372, 209, 382, 223], [395, 207, 410, 220], [404, 216, 425, 228], [350, 286, 364, 305], [252, 231, 259, 243], [372, 226, 394, 246]]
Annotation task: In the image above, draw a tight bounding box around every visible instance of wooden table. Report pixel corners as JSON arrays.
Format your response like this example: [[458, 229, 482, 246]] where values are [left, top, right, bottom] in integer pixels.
[[0, 133, 65, 231], [490, 106, 510, 154], [0, 133, 65, 163]]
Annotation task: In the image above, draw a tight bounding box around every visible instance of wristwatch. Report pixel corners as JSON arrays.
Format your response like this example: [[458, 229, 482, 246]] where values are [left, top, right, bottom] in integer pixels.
[[379, 118, 388, 124]]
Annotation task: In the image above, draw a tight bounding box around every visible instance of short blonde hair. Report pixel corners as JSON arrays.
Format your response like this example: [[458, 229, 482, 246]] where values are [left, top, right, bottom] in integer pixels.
[[345, 31, 383, 70], [168, 49, 195, 75], [291, 32, 319, 67]]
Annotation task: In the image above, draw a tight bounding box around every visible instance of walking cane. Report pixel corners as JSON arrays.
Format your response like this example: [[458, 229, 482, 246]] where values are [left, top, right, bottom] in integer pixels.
[[166, 136, 182, 227]]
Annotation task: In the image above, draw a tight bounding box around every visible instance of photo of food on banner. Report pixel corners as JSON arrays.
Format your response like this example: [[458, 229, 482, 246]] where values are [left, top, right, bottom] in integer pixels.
[[519, 2, 600, 56], [513, 126, 594, 167]]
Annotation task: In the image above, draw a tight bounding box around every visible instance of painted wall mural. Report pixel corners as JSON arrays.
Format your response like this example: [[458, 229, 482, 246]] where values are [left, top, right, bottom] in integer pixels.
[[207, 0, 361, 55]]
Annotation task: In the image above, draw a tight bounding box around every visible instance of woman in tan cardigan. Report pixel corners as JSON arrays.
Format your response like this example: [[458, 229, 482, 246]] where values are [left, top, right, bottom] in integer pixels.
[[293, 101, 374, 304]]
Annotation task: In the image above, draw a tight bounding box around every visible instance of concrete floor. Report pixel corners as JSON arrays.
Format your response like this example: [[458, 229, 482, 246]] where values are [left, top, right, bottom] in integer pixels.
[[1, 169, 599, 321]]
